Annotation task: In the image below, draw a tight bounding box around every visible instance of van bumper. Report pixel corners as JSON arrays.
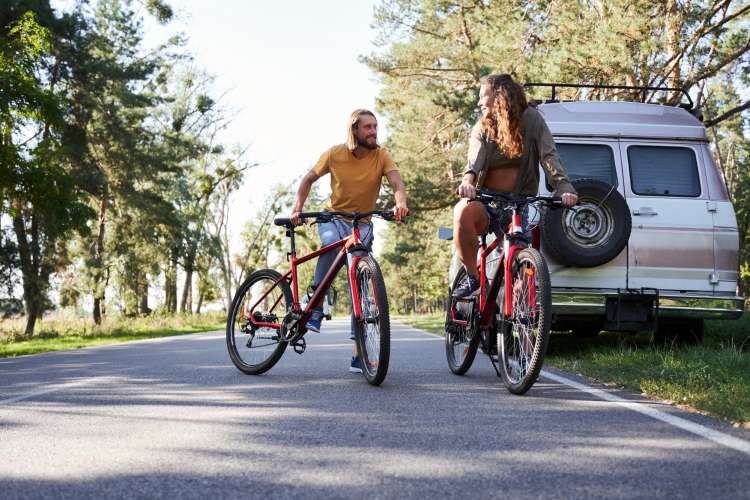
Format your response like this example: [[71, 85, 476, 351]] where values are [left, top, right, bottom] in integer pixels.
[[551, 289, 745, 320]]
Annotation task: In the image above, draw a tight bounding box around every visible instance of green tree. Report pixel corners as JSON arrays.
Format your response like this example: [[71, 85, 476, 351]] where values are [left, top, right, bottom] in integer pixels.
[[1, 5, 94, 335], [365, 0, 750, 301]]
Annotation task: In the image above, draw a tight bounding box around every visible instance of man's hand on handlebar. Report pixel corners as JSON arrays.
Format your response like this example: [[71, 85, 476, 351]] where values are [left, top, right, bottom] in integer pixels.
[[290, 211, 303, 226], [393, 202, 409, 222]]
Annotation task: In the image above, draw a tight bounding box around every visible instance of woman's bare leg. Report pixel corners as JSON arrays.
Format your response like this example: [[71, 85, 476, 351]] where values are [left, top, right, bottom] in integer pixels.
[[453, 199, 489, 278]]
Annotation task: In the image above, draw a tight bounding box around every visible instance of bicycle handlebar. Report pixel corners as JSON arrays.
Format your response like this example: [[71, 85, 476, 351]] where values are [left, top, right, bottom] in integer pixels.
[[474, 190, 566, 207], [273, 210, 402, 227]]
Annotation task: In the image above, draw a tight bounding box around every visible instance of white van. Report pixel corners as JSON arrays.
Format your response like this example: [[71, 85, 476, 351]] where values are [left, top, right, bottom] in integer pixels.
[[447, 85, 745, 342]]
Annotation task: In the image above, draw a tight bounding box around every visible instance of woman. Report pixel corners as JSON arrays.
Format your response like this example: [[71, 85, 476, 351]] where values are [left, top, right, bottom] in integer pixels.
[[453, 74, 578, 298]]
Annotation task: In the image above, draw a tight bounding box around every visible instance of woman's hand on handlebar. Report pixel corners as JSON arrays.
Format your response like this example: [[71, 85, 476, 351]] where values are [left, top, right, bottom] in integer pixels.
[[561, 192, 578, 207], [457, 181, 476, 199]]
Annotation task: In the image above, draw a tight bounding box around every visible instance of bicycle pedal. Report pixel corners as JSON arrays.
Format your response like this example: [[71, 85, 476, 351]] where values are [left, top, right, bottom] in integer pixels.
[[292, 338, 306, 354]]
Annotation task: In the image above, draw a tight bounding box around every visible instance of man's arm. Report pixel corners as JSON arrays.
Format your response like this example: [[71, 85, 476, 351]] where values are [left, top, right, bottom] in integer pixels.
[[385, 170, 409, 221], [291, 170, 321, 225]]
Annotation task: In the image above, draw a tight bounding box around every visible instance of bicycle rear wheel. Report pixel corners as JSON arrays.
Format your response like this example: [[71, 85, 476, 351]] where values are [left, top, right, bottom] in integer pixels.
[[226, 269, 291, 375], [353, 256, 390, 386], [445, 269, 479, 375], [498, 248, 551, 394]]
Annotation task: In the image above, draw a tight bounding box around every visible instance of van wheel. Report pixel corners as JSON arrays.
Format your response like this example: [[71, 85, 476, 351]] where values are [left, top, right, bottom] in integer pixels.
[[540, 178, 631, 268]]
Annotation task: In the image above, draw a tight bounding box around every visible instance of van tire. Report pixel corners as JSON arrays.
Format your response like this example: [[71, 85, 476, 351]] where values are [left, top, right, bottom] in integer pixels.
[[540, 178, 631, 268]]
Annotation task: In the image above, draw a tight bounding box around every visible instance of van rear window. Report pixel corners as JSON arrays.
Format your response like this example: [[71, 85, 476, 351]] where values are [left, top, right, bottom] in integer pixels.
[[556, 143, 617, 186], [628, 146, 700, 197]]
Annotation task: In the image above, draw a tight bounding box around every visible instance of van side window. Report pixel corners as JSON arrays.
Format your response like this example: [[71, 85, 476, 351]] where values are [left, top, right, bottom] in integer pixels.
[[555, 143, 617, 186], [628, 146, 701, 197]]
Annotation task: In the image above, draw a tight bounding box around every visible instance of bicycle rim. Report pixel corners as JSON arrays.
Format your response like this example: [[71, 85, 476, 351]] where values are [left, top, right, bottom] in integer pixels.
[[499, 248, 551, 394], [445, 269, 479, 375], [354, 257, 390, 386], [226, 269, 290, 374]]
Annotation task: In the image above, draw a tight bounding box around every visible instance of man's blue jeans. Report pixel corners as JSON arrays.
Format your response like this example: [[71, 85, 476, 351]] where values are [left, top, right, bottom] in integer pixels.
[[312, 216, 374, 336]]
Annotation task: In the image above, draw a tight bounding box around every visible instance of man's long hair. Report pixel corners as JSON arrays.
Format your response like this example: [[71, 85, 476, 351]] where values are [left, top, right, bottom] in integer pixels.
[[346, 109, 377, 151], [481, 74, 528, 159]]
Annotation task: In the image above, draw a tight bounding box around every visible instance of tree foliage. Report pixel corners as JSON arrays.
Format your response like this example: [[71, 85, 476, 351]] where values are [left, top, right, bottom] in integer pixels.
[[0, 0, 251, 334], [365, 0, 750, 308]]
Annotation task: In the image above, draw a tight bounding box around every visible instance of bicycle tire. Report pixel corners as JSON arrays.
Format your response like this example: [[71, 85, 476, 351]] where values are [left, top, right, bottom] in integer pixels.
[[226, 269, 291, 375], [498, 248, 551, 394], [445, 268, 480, 375], [353, 256, 390, 386]]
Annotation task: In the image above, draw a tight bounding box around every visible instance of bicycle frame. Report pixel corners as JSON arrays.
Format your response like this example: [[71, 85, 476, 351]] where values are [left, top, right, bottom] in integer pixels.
[[245, 223, 368, 331], [451, 209, 532, 330]]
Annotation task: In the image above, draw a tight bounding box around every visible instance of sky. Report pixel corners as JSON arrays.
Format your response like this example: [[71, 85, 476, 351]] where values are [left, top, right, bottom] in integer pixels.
[[145, 0, 389, 246], [53, 0, 390, 251]]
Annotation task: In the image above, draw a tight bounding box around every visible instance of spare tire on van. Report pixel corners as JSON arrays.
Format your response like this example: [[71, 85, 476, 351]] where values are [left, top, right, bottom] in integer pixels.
[[540, 178, 631, 268]]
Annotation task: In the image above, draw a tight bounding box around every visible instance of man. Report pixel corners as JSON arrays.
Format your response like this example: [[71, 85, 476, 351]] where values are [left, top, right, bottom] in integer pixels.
[[290, 109, 408, 373], [453, 74, 577, 297]]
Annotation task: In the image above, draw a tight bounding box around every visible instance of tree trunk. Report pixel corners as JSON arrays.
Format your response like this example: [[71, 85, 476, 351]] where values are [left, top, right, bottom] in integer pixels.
[[665, 0, 682, 90], [92, 193, 107, 325], [195, 282, 204, 315], [139, 275, 149, 315], [12, 206, 52, 337], [180, 244, 196, 314], [179, 268, 193, 314], [165, 249, 178, 313]]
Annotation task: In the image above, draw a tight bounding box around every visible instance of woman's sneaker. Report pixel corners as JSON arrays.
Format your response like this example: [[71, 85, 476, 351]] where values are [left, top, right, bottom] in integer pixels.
[[453, 274, 480, 298], [349, 356, 363, 374]]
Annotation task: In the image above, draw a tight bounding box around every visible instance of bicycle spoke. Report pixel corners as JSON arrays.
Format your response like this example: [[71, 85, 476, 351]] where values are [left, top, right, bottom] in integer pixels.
[[499, 248, 551, 393], [353, 256, 390, 385], [226, 270, 290, 375]]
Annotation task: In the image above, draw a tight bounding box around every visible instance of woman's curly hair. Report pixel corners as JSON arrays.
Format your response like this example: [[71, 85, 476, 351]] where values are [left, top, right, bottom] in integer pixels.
[[481, 74, 528, 159]]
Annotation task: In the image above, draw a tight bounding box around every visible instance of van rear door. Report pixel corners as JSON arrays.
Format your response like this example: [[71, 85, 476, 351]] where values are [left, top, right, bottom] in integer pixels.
[[620, 141, 715, 292], [702, 147, 740, 294], [542, 139, 627, 289]]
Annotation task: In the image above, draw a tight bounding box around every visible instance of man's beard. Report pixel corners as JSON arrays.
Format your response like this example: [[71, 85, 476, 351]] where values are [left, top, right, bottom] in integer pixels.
[[357, 137, 378, 149]]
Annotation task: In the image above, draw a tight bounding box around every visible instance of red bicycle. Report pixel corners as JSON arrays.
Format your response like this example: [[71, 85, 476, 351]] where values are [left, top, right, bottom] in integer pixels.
[[445, 190, 565, 394], [226, 210, 396, 386]]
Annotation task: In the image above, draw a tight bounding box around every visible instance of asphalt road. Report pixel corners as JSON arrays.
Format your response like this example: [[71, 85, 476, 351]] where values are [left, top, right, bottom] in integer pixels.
[[1, 318, 749, 499]]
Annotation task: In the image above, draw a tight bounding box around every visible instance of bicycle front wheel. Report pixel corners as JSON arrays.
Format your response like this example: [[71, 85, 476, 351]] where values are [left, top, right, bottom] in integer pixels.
[[226, 269, 291, 375], [445, 268, 479, 375], [498, 248, 551, 394], [353, 256, 390, 386]]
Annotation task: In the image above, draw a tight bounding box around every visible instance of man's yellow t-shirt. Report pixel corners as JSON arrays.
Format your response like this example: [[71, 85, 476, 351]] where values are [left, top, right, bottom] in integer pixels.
[[312, 144, 398, 214]]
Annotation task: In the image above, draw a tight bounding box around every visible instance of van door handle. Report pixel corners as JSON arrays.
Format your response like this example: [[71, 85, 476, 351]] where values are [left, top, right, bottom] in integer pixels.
[[633, 207, 658, 216]]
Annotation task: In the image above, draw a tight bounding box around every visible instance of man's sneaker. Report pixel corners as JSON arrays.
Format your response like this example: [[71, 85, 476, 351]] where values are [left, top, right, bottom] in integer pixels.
[[349, 355, 363, 374], [453, 274, 480, 298], [305, 309, 324, 333]]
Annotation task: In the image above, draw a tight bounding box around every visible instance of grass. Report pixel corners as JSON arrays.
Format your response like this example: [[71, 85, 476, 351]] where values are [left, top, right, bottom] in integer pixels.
[[0, 312, 225, 358], [396, 312, 750, 425]]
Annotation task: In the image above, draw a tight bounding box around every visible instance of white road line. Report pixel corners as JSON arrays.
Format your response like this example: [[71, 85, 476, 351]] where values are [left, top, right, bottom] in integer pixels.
[[541, 370, 750, 456], [395, 320, 750, 457]]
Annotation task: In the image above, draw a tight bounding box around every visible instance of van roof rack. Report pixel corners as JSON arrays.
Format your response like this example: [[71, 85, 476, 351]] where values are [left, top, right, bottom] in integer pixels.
[[523, 82, 694, 110]]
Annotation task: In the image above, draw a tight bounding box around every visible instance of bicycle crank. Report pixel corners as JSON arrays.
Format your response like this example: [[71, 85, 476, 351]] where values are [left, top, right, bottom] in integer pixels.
[[279, 311, 303, 343]]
